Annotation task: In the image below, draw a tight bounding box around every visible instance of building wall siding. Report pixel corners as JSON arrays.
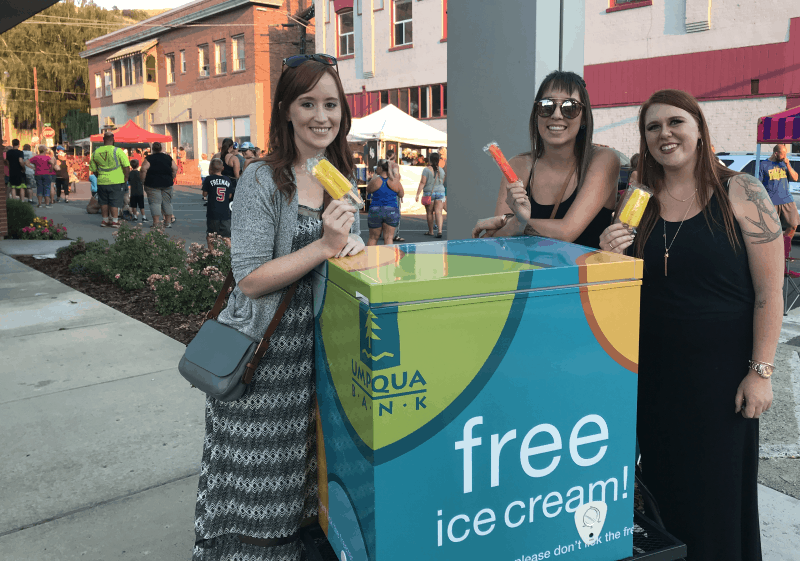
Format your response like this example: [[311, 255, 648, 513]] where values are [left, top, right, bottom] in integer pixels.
[[593, 96, 787, 157], [586, 0, 800, 66]]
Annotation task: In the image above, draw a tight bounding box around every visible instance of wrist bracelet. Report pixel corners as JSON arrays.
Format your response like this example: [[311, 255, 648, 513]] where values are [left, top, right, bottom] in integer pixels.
[[749, 360, 775, 379]]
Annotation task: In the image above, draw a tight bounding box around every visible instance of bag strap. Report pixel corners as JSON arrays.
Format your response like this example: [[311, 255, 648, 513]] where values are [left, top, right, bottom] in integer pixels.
[[527, 160, 576, 220], [243, 281, 299, 384], [204, 271, 299, 385], [206, 271, 236, 321], [549, 168, 576, 220]]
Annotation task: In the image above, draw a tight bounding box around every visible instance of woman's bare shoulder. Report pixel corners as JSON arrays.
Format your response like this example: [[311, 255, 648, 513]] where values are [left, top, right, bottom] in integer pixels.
[[589, 146, 621, 168]]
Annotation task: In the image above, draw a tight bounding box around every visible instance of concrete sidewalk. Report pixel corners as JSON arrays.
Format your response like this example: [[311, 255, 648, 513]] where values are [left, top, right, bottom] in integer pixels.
[[0, 247, 799, 560]]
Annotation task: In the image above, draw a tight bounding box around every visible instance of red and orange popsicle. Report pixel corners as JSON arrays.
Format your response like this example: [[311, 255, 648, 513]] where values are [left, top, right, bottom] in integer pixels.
[[484, 142, 519, 184]]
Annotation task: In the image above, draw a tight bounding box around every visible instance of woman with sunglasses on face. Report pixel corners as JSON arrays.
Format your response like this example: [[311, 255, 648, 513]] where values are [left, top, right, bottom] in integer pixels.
[[601, 90, 783, 560], [472, 71, 619, 247], [192, 54, 364, 561]]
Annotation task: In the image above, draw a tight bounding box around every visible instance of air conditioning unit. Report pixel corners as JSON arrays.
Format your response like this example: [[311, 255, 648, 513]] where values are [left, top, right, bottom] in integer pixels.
[[201, 65, 209, 77]]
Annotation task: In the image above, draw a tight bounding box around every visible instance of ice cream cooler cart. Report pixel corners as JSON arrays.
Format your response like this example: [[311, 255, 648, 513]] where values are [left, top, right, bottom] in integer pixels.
[[312, 237, 644, 561]]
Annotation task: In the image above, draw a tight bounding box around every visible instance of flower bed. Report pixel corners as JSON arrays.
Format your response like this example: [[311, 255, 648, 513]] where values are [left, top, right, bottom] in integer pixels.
[[19, 216, 68, 240]]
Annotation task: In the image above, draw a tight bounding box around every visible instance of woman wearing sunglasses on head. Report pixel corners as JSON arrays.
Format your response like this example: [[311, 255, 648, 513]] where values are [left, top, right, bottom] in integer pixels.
[[601, 90, 782, 561], [472, 71, 619, 247], [192, 53, 365, 561]]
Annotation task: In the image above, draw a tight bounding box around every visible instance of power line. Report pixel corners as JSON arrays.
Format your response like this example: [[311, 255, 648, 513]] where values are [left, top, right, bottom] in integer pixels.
[[0, 50, 81, 57], [4, 86, 87, 96]]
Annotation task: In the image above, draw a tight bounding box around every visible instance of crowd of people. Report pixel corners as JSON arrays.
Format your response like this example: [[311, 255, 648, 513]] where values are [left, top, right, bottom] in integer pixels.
[[3, 140, 80, 207]]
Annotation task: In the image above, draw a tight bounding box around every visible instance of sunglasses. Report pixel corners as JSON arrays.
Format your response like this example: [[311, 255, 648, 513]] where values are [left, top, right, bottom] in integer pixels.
[[282, 54, 338, 72], [535, 98, 584, 119]]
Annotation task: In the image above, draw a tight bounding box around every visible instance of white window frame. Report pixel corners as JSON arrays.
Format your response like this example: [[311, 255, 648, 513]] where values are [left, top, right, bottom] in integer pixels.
[[338, 10, 355, 56], [180, 50, 186, 74], [232, 35, 245, 71], [394, 0, 413, 47], [104, 71, 112, 96], [166, 53, 175, 84], [199, 44, 210, 77], [95, 73, 102, 98], [214, 40, 227, 75]]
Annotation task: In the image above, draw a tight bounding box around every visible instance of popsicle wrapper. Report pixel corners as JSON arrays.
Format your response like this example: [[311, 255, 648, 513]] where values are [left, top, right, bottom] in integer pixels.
[[308, 157, 364, 210], [613, 182, 653, 232], [484, 142, 519, 184]]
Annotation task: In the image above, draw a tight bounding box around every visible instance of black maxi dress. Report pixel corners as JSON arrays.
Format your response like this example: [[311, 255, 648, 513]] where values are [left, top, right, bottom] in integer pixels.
[[637, 193, 762, 561]]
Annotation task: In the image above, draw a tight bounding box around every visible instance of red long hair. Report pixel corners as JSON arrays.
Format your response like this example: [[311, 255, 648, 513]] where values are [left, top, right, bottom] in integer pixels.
[[632, 90, 742, 258], [253, 60, 353, 202]]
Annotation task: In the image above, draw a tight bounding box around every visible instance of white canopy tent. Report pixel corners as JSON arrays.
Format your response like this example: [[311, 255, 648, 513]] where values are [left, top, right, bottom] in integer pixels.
[[348, 104, 447, 147]]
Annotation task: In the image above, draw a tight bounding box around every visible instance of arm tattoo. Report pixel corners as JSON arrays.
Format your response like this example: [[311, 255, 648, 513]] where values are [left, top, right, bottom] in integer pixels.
[[523, 223, 541, 236], [737, 175, 782, 244], [755, 299, 767, 310]]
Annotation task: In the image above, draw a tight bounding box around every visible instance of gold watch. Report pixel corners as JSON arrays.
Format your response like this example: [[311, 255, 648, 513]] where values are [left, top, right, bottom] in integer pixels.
[[749, 360, 774, 379]]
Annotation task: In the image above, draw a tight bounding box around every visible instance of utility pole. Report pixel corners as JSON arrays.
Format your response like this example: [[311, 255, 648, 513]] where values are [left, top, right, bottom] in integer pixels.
[[33, 67, 42, 143]]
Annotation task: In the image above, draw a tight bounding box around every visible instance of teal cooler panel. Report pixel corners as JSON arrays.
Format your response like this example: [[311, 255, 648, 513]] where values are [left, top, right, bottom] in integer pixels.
[[313, 238, 641, 561]]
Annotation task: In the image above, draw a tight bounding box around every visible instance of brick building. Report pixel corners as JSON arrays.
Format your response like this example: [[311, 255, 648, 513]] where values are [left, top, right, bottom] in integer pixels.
[[80, 0, 315, 158], [314, 0, 447, 132], [586, 0, 800, 156]]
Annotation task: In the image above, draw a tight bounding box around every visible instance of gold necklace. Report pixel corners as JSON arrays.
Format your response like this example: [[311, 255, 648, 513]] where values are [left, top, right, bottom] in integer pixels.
[[664, 185, 697, 202], [663, 192, 697, 276]]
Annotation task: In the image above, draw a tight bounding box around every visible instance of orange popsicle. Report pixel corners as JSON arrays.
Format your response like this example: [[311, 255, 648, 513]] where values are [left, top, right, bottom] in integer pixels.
[[484, 142, 519, 184]]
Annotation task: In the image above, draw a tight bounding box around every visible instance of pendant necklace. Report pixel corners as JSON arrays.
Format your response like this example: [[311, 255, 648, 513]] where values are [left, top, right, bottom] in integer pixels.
[[663, 191, 697, 276]]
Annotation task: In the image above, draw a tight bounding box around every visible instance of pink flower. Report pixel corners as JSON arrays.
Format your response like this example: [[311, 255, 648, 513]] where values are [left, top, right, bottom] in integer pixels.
[[115, 274, 121, 279], [174, 282, 183, 292]]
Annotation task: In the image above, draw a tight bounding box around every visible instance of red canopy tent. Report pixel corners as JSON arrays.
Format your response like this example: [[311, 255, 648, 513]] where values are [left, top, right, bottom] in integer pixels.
[[90, 120, 172, 143], [754, 106, 800, 171]]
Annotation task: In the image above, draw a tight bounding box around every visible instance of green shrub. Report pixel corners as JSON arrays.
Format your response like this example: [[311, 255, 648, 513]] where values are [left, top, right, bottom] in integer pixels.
[[69, 222, 186, 290], [147, 235, 232, 315], [6, 199, 36, 238]]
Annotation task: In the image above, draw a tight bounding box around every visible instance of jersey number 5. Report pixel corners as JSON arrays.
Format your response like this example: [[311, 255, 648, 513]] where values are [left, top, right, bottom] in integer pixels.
[[216, 186, 227, 202]]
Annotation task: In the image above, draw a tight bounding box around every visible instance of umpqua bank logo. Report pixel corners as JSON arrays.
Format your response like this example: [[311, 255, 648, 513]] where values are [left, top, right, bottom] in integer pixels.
[[359, 305, 400, 371]]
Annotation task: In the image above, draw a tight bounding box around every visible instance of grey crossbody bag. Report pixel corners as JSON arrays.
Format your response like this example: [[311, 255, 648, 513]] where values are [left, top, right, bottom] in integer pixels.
[[178, 271, 298, 402]]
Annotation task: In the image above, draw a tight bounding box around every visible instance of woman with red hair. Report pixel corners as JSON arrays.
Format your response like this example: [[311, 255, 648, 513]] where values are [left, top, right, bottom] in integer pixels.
[[601, 89, 783, 560]]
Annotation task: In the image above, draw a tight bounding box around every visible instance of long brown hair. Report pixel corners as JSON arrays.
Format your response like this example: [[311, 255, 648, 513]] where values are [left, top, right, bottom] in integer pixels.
[[527, 70, 594, 191], [253, 60, 353, 201], [632, 89, 741, 258]]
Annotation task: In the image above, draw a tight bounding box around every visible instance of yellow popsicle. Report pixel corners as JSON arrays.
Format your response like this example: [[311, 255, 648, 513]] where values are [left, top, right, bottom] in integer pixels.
[[619, 188, 651, 227], [313, 159, 355, 199]]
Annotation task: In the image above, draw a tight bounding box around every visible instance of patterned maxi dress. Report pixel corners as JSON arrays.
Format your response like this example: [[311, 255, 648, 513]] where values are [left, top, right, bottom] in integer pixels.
[[193, 206, 323, 561]]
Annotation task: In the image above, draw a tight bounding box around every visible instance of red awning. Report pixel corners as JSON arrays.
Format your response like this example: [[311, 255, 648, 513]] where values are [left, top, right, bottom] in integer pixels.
[[757, 106, 800, 144], [90, 120, 173, 143]]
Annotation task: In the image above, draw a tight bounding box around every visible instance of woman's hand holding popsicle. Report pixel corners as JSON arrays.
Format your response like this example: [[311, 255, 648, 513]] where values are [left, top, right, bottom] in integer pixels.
[[505, 179, 531, 232], [320, 199, 357, 258], [599, 219, 635, 254]]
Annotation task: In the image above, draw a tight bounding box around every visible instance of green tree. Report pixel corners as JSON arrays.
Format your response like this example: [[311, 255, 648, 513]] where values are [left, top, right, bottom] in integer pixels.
[[364, 310, 381, 350], [0, 1, 149, 136]]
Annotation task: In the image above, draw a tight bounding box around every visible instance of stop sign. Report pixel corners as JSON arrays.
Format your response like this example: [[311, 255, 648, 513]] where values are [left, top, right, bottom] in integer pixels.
[[43, 126, 55, 139]]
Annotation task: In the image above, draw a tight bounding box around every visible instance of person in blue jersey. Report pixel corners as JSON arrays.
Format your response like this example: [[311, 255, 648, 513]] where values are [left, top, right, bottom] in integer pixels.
[[366, 159, 404, 245], [201, 158, 236, 249], [759, 144, 799, 276]]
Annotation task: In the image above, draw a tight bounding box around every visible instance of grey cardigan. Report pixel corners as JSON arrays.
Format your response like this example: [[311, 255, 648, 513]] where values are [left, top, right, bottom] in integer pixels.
[[217, 161, 361, 340]]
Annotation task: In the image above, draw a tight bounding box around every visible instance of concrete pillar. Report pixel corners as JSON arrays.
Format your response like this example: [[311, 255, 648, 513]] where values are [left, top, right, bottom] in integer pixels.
[[447, 0, 585, 240]]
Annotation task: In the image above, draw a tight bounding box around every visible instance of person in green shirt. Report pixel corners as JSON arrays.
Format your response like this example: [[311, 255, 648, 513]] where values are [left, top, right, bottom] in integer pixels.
[[90, 131, 130, 228]]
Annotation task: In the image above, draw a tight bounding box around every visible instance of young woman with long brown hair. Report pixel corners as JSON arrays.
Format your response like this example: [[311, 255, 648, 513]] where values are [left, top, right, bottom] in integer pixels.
[[601, 89, 783, 560], [192, 54, 364, 561], [471, 70, 619, 247]]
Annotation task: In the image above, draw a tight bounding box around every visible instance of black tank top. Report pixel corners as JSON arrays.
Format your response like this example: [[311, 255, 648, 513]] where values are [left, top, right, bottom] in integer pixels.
[[526, 169, 613, 249], [222, 154, 236, 179], [144, 153, 174, 188], [641, 190, 755, 320]]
